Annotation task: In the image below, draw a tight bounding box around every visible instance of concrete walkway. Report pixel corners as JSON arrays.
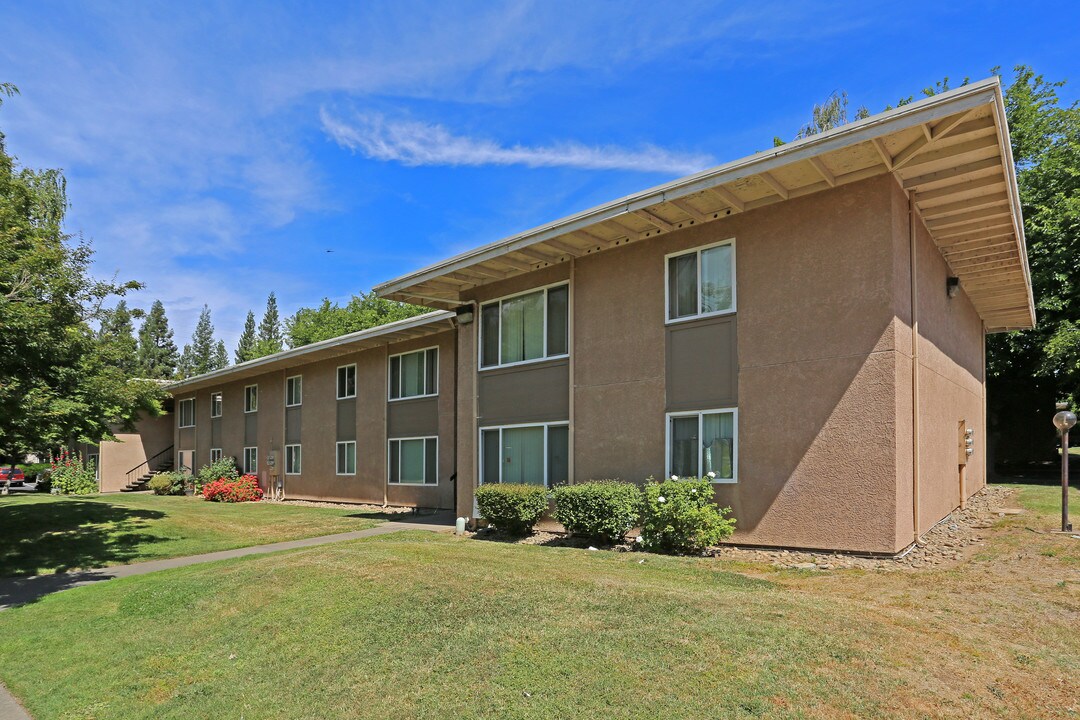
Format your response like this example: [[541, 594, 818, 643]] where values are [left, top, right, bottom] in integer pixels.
[[0, 512, 455, 611], [0, 683, 30, 720]]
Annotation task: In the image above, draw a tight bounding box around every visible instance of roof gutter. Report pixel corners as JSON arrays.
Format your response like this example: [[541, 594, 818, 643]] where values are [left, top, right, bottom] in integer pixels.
[[374, 78, 1002, 298]]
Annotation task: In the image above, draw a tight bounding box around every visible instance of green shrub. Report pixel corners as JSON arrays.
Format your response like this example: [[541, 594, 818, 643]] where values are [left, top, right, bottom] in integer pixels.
[[474, 484, 549, 536], [551, 480, 641, 543], [195, 457, 239, 493], [148, 474, 174, 495], [156, 470, 192, 495], [18, 463, 50, 481], [638, 477, 735, 554]]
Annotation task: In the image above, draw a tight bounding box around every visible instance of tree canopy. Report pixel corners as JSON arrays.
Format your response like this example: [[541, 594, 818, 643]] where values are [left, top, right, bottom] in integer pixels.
[[254, 292, 284, 357], [0, 83, 163, 459], [285, 291, 432, 348], [135, 299, 179, 380], [177, 305, 229, 378], [235, 310, 257, 363]]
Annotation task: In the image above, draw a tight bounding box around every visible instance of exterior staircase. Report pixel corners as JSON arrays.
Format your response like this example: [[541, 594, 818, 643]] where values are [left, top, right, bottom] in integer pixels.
[[121, 449, 174, 492]]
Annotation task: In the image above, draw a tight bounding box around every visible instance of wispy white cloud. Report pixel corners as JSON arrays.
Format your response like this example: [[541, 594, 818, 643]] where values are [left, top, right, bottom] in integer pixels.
[[320, 111, 713, 175]]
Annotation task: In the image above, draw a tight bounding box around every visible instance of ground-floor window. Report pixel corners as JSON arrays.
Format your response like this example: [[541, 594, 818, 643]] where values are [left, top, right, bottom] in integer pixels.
[[209, 448, 223, 463], [243, 447, 258, 475], [336, 441, 356, 476], [285, 444, 301, 475], [480, 422, 568, 487], [666, 408, 737, 482], [88, 453, 100, 481], [388, 437, 437, 485]]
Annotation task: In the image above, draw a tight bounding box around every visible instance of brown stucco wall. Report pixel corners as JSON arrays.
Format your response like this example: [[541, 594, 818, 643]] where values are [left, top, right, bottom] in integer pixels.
[[92, 412, 174, 492]]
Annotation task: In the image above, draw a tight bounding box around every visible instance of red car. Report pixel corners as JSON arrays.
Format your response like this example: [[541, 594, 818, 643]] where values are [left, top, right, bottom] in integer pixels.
[[0, 467, 25, 486]]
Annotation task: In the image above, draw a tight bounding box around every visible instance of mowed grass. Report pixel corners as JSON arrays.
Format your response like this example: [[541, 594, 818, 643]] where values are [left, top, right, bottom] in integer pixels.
[[0, 484, 1077, 719], [0, 494, 385, 577]]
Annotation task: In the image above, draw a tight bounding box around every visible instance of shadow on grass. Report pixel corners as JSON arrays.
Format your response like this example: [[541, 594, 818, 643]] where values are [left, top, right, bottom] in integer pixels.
[[0, 498, 166, 579]]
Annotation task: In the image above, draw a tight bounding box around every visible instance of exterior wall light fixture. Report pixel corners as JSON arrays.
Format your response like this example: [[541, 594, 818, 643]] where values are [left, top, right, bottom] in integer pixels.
[[946, 276, 960, 298]]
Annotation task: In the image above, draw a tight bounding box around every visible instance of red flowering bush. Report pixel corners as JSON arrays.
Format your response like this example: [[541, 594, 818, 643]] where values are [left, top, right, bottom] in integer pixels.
[[202, 474, 263, 503]]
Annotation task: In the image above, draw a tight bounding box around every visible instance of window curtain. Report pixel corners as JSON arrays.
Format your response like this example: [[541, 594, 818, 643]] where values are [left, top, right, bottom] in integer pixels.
[[401, 351, 424, 397], [500, 291, 544, 364], [502, 426, 546, 485], [482, 429, 501, 484], [547, 425, 569, 486], [670, 416, 698, 477], [701, 412, 734, 479], [481, 303, 500, 367], [700, 245, 733, 313], [397, 439, 426, 484]]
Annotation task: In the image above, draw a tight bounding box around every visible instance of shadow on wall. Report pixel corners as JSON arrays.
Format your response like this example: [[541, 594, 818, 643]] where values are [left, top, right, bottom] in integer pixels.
[[0, 498, 165, 578]]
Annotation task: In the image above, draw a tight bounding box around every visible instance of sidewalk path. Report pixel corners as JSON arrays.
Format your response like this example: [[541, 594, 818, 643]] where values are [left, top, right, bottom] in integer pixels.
[[0, 513, 455, 611], [0, 683, 30, 720]]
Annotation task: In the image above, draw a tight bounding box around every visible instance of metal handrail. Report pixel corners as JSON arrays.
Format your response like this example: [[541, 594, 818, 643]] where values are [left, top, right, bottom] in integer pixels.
[[125, 445, 174, 483]]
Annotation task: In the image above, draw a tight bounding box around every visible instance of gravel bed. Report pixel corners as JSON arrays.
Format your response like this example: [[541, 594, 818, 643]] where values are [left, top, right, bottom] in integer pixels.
[[272, 499, 415, 515]]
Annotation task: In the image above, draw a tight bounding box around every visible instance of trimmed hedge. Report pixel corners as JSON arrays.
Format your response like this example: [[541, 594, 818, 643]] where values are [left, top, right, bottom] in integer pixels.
[[639, 477, 735, 554], [474, 484, 549, 536], [148, 475, 173, 495], [551, 480, 640, 543]]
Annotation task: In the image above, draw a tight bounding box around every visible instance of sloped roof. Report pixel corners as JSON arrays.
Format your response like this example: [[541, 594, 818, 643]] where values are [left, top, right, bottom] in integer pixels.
[[374, 77, 1033, 333]]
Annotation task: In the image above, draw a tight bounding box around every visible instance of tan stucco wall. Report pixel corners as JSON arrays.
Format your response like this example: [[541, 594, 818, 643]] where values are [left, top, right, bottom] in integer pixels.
[[87, 412, 174, 492], [173, 330, 456, 509]]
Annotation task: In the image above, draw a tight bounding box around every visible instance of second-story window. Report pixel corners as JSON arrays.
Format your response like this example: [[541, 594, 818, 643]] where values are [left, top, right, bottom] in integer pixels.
[[337, 364, 356, 399], [286, 375, 302, 407], [178, 398, 195, 428], [667, 239, 735, 322], [210, 392, 222, 418], [244, 385, 258, 413], [389, 348, 438, 400], [480, 283, 568, 369]]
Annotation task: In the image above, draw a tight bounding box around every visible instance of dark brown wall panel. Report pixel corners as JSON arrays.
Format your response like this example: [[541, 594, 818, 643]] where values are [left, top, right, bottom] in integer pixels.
[[478, 359, 569, 427], [388, 398, 438, 437], [336, 399, 356, 442], [285, 407, 301, 444], [666, 314, 738, 412]]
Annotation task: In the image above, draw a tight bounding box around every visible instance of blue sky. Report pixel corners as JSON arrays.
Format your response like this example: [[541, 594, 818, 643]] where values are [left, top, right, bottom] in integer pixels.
[[2, 1, 1077, 351]]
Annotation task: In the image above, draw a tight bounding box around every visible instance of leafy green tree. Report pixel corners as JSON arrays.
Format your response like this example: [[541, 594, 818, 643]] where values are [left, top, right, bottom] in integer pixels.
[[286, 291, 431, 347], [254, 292, 284, 358], [98, 299, 139, 375], [0, 82, 163, 468], [235, 310, 257, 363], [774, 90, 869, 146], [136, 300, 179, 380]]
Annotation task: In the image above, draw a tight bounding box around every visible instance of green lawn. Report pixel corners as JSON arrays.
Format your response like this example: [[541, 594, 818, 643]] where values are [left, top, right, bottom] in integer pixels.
[[0, 485, 1076, 719], [0, 493, 386, 577]]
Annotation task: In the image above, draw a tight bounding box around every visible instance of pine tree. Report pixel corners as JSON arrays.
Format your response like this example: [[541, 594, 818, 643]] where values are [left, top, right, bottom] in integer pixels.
[[136, 300, 179, 379], [98, 300, 139, 375], [235, 310, 257, 363], [211, 340, 229, 371], [184, 305, 217, 377], [254, 292, 284, 358]]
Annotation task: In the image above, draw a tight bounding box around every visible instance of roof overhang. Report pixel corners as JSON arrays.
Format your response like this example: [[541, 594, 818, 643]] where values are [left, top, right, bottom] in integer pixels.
[[167, 310, 456, 395], [374, 77, 1034, 333]]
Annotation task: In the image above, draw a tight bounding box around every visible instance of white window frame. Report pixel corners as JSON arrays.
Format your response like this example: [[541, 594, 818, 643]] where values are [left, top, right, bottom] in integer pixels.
[[336, 440, 356, 476], [209, 448, 223, 463], [664, 238, 737, 325], [387, 436, 438, 486], [664, 407, 738, 484], [209, 391, 223, 418], [478, 281, 570, 371], [285, 375, 303, 407], [244, 384, 258, 413], [88, 453, 100, 481], [337, 364, 357, 400], [478, 421, 569, 488], [243, 446, 258, 475], [285, 444, 301, 475], [178, 398, 195, 428], [388, 346, 439, 401]]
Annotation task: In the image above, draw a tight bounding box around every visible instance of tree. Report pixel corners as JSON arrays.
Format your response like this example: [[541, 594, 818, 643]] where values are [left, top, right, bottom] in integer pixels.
[[0, 82, 163, 470], [98, 299, 139, 376], [286, 291, 432, 347], [774, 90, 869, 146], [177, 305, 226, 378], [235, 310, 257, 363], [254, 292, 284, 358], [136, 300, 179, 379]]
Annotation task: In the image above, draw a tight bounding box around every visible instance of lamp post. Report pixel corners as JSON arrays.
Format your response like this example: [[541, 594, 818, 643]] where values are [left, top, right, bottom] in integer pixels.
[[1052, 403, 1077, 532]]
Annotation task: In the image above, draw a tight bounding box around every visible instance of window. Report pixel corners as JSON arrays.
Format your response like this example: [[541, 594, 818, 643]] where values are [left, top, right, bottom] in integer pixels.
[[178, 398, 195, 428], [666, 240, 735, 322], [210, 392, 222, 418], [336, 441, 356, 475], [337, 364, 356, 399], [480, 423, 569, 487], [209, 448, 223, 463], [243, 447, 258, 475], [244, 385, 258, 413], [285, 444, 301, 475], [286, 375, 303, 407], [389, 348, 438, 400], [88, 454, 100, 481], [667, 409, 737, 482], [480, 284, 568, 369], [388, 437, 437, 485]]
